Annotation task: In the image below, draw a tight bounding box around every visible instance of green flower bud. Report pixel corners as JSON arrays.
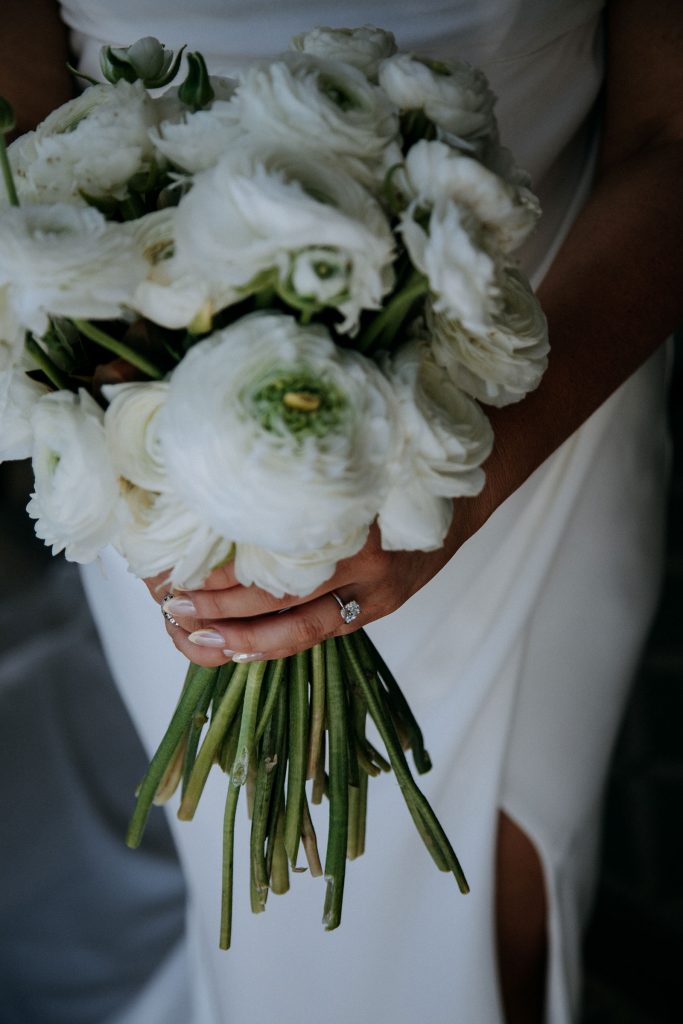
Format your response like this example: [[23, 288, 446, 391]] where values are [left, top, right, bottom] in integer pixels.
[[178, 52, 215, 111], [99, 37, 185, 88]]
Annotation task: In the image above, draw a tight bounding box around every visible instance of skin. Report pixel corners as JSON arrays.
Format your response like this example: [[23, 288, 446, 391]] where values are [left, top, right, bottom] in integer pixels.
[[3, 3, 682, 1022]]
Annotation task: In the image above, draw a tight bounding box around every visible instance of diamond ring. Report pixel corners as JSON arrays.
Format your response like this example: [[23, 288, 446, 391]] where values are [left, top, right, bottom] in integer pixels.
[[161, 593, 180, 627], [332, 591, 361, 624]]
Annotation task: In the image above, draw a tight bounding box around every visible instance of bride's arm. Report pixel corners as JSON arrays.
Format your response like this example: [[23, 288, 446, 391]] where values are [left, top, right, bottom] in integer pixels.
[[154, 0, 683, 664], [1, 0, 74, 135]]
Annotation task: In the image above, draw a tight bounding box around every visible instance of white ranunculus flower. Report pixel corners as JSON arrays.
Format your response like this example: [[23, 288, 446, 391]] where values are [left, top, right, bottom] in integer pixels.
[[0, 204, 147, 338], [150, 78, 241, 173], [103, 380, 170, 492], [9, 80, 158, 204], [234, 54, 399, 189], [171, 147, 395, 332], [101, 378, 232, 587], [401, 198, 502, 333], [429, 267, 549, 407], [235, 527, 368, 598], [116, 486, 233, 589], [128, 208, 209, 329], [378, 53, 496, 147], [378, 341, 493, 550], [290, 26, 397, 81], [27, 389, 123, 562], [403, 141, 540, 254], [0, 369, 50, 461], [161, 313, 400, 562]]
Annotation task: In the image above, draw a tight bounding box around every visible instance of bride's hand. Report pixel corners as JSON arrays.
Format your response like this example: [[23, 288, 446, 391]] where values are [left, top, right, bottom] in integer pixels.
[[144, 518, 473, 666]]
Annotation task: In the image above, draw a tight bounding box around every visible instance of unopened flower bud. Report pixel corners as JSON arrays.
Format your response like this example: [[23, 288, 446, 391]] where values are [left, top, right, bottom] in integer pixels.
[[100, 37, 184, 88], [178, 52, 215, 111]]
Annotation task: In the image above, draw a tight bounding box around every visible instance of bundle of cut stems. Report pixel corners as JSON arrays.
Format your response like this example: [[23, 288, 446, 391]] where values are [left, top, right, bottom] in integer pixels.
[[126, 629, 469, 948]]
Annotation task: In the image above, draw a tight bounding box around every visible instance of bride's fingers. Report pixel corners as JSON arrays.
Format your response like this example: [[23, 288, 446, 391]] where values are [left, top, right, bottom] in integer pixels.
[[161, 568, 359, 624], [167, 587, 367, 664]]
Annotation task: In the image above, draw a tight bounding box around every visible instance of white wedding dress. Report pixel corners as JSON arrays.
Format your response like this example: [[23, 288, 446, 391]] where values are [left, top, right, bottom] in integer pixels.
[[61, 1, 671, 1022]]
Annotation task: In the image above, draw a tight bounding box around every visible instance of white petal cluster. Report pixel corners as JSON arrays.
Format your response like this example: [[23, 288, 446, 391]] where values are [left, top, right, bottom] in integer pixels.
[[0, 28, 548, 592], [27, 389, 123, 562], [403, 141, 540, 253], [378, 342, 493, 550], [429, 268, 549, 407], [0, 369, 50, 461], [399, 141, 540, 332], [0, 204, 145, 338], [161, 313, 400, 580], [233, 54, 399, 188], [234, 529, 368, 599], [378, 54, 496, 147], [290, 26, 397, 80], [150, 78, 241, 173], [103, 380, 232, 588], [9, 80, 158, 204], [169, 147, 396, 332]]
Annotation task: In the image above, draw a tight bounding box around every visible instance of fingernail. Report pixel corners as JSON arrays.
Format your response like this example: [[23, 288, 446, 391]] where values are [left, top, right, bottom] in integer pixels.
[[231, 652, 265, 663], [163, 597, 197, 616], [188, 629, 226, 648]]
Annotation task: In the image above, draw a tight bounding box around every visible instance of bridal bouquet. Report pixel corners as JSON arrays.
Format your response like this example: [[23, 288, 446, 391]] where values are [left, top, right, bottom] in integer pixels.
[[0, 27, 548, 946]]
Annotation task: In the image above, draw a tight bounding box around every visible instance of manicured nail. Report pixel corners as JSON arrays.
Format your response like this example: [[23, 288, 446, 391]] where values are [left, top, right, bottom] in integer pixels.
[[231, 652, 265, 663], [188, 629, 226, 648], [163, 596, 197, 616]]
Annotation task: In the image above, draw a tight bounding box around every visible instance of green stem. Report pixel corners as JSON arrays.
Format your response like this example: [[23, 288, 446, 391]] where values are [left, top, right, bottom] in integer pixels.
[[341, 635, 469, 894], [126, 666, 216, 848], [230, 660, 268, 786], [357, 630, 432, 774], [0, 133, 19, 207], [72, 318, 164, 379], [284, 649, 309, 867], [181, 669, 219, 798], [322, 638, 349, 931], [25, 335, 72, 391], [254, 659, 286, 743], [178, 663, 249, 820], [250, 688, 280, 912], [355, 271, 428, 354], [219, 778, 241, 950], [307, 643, 326, 779]]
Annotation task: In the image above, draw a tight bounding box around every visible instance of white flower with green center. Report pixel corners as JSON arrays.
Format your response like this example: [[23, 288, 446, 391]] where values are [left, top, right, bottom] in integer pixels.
[[161, 313, 400, 566], [8, 80, 158, 204], [0, 369, 49, 461], [290, 26, 397, 81], [378, 53, 496, 147], [233, 54, 399, 189], [0, 204, 146, 338], [27, 389, 123, 562], [378, 340, 493, 551], [428, 267, 549, 407], [171, 147, 395, 332]]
